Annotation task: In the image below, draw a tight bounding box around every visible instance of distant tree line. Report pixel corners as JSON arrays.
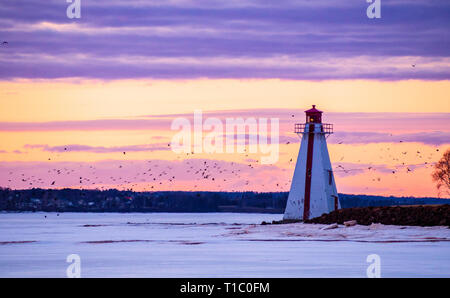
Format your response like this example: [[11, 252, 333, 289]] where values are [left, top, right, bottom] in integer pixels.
[[0, 188, 448, 213]]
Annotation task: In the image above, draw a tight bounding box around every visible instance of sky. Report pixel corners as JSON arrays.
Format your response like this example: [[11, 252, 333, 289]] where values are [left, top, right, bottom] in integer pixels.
[[0, 0, 449, 197]]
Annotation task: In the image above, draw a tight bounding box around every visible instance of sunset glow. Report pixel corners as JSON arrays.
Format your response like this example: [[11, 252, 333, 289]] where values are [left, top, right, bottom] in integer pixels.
[[1, 0, 449, 197]]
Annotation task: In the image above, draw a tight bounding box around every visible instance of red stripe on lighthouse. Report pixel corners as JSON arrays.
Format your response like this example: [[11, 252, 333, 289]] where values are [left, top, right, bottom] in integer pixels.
[[303, 124, 315, 220]]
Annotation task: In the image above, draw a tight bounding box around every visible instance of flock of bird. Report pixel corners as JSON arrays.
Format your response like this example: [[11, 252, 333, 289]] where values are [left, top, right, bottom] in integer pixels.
[[332, 145, 440, 176], [5, 153, 276, 192], [3, 130, 442, 192]]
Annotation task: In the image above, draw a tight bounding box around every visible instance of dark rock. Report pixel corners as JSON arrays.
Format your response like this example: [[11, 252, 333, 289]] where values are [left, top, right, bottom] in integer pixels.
[[304, 204, 450, 227]]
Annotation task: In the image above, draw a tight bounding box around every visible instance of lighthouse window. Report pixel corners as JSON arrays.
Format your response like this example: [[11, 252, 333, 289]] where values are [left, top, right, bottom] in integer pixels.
[[328, 170, 332, 185]]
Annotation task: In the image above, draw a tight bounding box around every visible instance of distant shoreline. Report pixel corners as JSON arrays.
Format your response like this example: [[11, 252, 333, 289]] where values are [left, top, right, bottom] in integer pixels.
[[0, 188, 448, 213]]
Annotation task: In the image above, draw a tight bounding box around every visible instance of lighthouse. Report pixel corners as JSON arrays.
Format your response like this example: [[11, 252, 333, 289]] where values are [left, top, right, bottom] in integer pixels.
[[284, 105, 340, 220]]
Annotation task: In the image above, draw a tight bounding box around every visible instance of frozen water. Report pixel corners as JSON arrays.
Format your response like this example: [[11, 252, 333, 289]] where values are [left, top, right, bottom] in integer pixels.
[[0, 212, 449, 277]]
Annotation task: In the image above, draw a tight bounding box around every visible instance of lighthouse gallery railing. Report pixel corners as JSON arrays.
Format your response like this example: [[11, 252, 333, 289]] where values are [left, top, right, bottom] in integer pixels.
[[294, 123, 333, 134]]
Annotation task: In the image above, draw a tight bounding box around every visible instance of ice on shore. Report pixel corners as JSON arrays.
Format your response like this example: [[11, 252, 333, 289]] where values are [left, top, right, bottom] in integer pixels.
[[223, 221, 450, 243]]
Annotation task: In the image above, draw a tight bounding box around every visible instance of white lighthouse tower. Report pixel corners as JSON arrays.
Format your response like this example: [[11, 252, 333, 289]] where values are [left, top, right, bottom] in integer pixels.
[[284, 105, 340, 220]]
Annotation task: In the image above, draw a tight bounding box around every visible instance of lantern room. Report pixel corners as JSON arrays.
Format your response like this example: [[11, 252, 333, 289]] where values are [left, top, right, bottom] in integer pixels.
[[305, 105, 322, 123]]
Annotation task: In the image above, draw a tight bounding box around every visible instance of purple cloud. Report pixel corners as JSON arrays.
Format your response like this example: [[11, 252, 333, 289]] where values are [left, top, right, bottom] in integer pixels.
[[328, 131, 450, 146], [1, 110, 449, 147], [24, 143, 170, 153], [0, 0, 449, 80]]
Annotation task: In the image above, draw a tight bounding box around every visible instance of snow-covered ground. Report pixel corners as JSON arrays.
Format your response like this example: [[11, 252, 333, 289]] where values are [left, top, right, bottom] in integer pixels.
[[0, 212, 449, 277]]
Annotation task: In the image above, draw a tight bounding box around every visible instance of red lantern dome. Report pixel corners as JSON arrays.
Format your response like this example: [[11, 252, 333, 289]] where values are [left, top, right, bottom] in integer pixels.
[[305, 105, 322, 123]]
